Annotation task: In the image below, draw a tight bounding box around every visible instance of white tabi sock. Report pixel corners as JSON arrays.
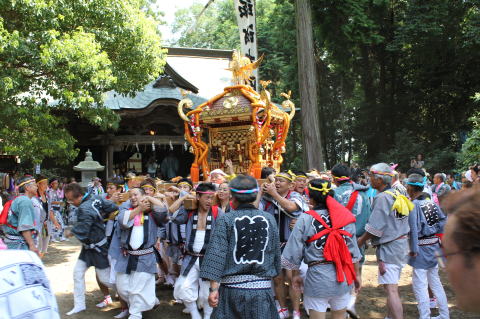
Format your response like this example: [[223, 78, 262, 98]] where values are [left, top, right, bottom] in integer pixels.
[[347, 293, 357, 314], [185, 301, 202, 319], [203, 305, 213, 319], [66, 306, 86, 316]]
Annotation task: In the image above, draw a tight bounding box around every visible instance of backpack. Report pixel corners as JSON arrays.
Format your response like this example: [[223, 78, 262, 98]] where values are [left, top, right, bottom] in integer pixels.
[[0, 197, 18, 230]]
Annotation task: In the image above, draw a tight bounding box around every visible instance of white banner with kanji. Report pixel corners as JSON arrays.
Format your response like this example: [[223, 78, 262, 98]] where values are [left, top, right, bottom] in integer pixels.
[[234, 0, 259, 90]]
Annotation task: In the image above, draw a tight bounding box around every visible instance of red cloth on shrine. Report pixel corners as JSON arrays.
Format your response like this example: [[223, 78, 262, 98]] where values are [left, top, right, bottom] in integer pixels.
[[306, 196, 357, 285]]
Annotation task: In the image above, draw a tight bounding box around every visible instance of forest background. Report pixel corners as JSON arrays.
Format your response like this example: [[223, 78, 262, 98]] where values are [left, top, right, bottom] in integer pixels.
[[1, 0, 479, 173]]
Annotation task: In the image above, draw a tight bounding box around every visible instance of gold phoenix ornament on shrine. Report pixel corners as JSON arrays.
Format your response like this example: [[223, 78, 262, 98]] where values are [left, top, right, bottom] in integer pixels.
[[178, 51, 296, 182]]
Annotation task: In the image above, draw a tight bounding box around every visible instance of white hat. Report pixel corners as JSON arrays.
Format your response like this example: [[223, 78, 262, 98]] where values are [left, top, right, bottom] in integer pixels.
[[465, 170, 473, 182], [210, 169, 227, 176]]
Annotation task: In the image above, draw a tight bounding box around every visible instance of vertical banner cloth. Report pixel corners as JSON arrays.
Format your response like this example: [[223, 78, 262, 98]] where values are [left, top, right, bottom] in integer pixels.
[[234, 0, 259, 91]]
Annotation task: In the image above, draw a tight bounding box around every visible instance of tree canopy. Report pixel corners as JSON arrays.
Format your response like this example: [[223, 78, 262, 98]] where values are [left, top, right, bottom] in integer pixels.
[[0, 0, 166, 163], [171, 0, 480, 173]]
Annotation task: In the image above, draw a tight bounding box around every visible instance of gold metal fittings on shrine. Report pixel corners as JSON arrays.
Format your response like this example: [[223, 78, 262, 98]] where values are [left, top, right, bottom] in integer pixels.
[[178, 89, 193, 122], [227, 50, 264, 86], [281, 90, 296, 120]]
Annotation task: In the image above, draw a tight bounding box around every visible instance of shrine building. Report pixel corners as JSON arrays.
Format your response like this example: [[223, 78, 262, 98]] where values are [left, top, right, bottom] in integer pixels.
[[65, 47, 233, 180]]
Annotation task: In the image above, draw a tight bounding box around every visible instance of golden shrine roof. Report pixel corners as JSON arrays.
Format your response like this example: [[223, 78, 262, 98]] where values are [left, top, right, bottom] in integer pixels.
[[196, 85, 287, 124]]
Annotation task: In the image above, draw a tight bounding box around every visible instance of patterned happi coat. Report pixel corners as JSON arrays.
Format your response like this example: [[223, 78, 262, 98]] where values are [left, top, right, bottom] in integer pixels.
[[200, 204, 281, 319]]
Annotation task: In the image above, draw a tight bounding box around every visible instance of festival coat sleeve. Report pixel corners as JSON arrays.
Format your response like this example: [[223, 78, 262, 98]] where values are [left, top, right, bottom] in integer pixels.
[[290, 192, 308, 215], [345, 222, 361, 263], [200, 214, 229, 282], [280, 214, 306, 270], [16, 198, 36, 232], [118, 206, 135, 230], [101, 196, 118, 215], [436, 205, 447, 233], [408, 204, 420, 255], [171, 206, 188, 225], [72, 207, 94, 242], [364, 194, 389, 238], [151, 205, 167, 227], [270, 215, 282, 275]]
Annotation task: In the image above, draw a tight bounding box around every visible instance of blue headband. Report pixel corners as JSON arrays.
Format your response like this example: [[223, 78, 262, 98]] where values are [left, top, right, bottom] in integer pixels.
[[230, 187, 259, 194], [407, 182, 424, 187], [407, 176, 427, 187]]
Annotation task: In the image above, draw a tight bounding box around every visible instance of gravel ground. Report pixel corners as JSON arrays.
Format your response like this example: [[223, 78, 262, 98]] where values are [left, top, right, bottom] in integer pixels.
[[42, 239, 479, 318]]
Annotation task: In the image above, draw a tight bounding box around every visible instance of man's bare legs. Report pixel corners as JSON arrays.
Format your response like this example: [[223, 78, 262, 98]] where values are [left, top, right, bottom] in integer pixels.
[[309, 309, 346, 319], [384, 284, 403, 319], [285, 270, 301, 314], [96, 274, 110, 297], [273, 273, 287, 309]]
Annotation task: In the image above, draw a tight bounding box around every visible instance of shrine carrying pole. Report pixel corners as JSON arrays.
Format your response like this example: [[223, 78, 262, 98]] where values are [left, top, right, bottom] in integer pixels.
[[295, 0, 325, 171]]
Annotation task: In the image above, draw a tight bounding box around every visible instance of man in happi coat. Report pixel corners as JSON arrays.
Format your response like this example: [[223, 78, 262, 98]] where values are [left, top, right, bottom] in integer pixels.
[[47, 177, 66, 241], [331, 163, 371, 315], [161, 182, 224, 319], [64, 183, 118, 316], [162, 178, 193, 286], [282, 178, 361, 318], [115, 187, 166, 319], [259, 171, 308, 319], [1, 176, 38, 252], [358, 163, 412, 319], [406, 173, 450, 319], [200, 175, 281, 319]]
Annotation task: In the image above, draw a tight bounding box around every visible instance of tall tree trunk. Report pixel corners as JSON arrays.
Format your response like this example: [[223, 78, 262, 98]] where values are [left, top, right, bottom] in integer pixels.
[[359, 44, 378, 162], [295, 0, 325, 171]]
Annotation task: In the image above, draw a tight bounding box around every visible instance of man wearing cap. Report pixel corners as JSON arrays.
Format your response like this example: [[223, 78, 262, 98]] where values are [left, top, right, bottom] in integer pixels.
[[259, 171, 308, 319], [200, 175, 281, 319], [1, 176, 38, 253], [358, 163, 412, 319], [209, 168, 228, 186]]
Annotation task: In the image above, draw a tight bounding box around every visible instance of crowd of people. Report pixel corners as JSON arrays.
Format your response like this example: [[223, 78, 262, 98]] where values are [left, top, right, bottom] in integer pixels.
[[1, 160, 480, 319]]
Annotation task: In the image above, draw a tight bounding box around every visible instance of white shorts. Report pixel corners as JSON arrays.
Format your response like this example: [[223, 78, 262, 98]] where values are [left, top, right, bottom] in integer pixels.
[[299, 261, 308, 280], [303, 292, 350, 313], [378, 263, 404, 285]]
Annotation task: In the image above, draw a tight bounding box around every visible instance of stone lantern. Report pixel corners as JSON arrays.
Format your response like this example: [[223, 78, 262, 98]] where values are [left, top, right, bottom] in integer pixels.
[[74, 149, 104, 187]]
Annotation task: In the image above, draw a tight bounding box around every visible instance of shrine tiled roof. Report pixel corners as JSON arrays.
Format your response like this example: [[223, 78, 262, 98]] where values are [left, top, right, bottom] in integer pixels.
[[103, 82, 206, 110], [103, 47, 234, 111]]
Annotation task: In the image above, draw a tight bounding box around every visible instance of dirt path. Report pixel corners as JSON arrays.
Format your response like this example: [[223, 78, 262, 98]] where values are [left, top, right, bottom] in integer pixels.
[[43, 239, 478, 318]]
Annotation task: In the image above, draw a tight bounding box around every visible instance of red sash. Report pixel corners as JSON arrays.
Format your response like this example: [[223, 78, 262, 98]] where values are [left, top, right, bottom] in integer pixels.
[[345, 191, 359, 211], [305, 196, 357, 285]]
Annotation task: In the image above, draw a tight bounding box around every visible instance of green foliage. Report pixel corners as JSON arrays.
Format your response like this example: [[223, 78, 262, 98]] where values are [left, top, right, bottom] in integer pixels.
[[310, 0, 480, 171], [457, 114, 480, 170], [0, 0, 166, 164], [172, 0, 480, 173], [171, 0, 239, 49], [379, 129, 456, 174]]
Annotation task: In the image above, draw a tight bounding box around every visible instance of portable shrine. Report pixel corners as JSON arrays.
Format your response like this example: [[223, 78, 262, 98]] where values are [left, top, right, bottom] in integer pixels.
[[177, 51, 296, 182]]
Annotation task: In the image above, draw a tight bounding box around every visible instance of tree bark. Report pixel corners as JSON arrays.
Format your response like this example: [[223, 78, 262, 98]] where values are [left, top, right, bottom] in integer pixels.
[[295, 0, 325, 171]]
